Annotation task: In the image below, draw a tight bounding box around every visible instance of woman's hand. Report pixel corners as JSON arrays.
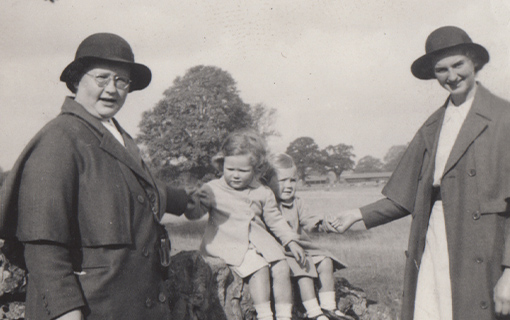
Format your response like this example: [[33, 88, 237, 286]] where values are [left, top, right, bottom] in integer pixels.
[[494, 268, 510, 315], [328, 209, 363, 233], [287, 241, 306, 267]]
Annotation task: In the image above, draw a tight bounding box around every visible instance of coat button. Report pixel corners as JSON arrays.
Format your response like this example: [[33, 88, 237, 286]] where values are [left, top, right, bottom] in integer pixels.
[[480, 301, 488, 309], [472, 211, 481, 220], [468, 169, 476, 177], [145, 297, 153, 308], [142, 246, 149, 257], [158, 292, 167, 303], [137, 195, 145, 203], [476, 257, 484, 264]]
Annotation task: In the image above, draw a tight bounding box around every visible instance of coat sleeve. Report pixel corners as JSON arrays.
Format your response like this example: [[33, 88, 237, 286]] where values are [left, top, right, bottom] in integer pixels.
[[261, 189, 299, 246], [295, 198, 323, 233], [24, 242, 85, 319], [16, 124, 79, 244], [360, 198, 409, 229]]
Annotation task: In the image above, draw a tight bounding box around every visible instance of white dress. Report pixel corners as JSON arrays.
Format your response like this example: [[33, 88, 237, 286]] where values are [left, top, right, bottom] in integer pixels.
[[413, 94, 474, 320]]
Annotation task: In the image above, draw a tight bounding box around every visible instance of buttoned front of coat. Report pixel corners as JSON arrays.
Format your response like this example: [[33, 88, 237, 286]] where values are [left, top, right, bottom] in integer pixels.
[[361, 85, 510, 320]]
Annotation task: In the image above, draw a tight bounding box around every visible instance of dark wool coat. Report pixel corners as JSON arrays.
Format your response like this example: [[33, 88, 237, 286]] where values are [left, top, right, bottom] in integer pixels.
[[0, 97, 188, 320], [361, 85, 510, 320]]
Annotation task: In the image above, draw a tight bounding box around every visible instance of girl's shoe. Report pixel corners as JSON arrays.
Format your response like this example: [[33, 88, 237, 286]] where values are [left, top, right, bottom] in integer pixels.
[[321, 308, 355, 320], [307, 314, 329, 320]]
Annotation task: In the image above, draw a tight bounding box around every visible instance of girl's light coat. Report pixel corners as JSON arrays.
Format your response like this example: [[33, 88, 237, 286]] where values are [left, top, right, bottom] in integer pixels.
[[188, 178, 299, 266]]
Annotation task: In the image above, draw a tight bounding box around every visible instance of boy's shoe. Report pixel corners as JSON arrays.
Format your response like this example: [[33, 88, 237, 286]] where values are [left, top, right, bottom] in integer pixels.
[[321, 308, 355, 320]]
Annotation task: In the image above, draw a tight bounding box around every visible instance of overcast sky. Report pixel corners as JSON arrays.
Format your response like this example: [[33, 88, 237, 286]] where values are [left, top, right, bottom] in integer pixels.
[[1, 0, 510, 170]]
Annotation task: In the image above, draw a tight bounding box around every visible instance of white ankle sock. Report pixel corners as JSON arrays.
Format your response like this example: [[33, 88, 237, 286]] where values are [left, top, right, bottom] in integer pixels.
[[254, 301, 273, 320], [275, 303, 293, 320], [319, 291, 337, 310], [302, 298, 323, 317]]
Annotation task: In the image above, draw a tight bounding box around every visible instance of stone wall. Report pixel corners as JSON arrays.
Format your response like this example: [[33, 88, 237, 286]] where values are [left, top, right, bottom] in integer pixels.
[[0, 246, 393, 320]]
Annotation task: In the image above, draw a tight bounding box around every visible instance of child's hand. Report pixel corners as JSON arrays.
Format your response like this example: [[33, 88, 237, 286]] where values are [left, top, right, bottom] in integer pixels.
[[330, 209, 363, 233], [287, 241, 306, 267], [322, 216, 340, 233]]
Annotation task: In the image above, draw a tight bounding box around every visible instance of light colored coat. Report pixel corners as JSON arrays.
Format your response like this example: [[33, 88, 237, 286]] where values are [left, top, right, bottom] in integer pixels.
[[361, 85, 510, 320], [0, 97, 188, 320], [278, 197, 345, 275], [188, 178, 299, 266]]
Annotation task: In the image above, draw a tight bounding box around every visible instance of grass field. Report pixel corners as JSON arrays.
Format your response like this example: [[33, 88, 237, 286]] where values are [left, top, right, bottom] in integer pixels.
[[163, 186, 411, 318]]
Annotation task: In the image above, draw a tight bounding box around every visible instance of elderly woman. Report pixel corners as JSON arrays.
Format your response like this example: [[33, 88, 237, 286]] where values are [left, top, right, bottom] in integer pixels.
[[0, 33, 189, 319], [334, 26, 510, 320]]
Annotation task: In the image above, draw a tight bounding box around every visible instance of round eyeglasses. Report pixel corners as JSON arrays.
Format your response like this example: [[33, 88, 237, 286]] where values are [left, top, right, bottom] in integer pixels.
[[85, 73, 131, 90]]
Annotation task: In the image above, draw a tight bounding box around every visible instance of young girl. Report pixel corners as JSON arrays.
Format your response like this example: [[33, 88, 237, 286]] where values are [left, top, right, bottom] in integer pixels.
[[263, 153, 351, 320], [187, 130, 306, 320]]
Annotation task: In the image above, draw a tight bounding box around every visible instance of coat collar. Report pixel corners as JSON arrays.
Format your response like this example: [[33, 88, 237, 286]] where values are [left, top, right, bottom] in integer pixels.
[[60, 97, 153, 185], [421, 103, 446, 153], [442, 84, 492, 176]]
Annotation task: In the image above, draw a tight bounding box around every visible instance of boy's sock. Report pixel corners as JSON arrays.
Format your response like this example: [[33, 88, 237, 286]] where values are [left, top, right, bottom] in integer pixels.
[[302, 298, 325, 318], [253, 301, 273, 320], [275, 303, 293, 320], [319, 290, 337, 310]]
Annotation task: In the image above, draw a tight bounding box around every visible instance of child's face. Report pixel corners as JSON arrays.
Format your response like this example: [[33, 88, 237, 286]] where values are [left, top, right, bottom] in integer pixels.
[[223, 154, 256, 190], [269, 166, 298, 202]]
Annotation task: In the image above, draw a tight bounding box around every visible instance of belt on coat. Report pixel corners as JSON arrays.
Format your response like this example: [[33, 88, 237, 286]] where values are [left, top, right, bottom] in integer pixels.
[[432, 186, 442, 202]]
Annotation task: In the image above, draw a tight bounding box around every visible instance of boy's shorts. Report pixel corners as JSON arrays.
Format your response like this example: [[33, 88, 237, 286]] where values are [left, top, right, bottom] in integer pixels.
[[287, 255, 327, 278]]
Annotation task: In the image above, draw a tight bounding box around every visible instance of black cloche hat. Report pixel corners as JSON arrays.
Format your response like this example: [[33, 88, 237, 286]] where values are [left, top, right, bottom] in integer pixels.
[[411, 26, 489, 80], [60, 33, 152, 92]]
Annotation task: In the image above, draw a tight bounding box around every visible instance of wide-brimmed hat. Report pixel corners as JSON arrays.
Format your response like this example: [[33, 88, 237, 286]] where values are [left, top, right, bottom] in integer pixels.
[[411, 26, 489, 80], [60, 33, 151, 92]]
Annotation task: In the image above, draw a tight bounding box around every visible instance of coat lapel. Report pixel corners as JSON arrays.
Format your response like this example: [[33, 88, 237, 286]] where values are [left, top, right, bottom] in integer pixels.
[[61, 97, 154, 185], [421, 107, 445, 153], [442, 86, 491, 177]]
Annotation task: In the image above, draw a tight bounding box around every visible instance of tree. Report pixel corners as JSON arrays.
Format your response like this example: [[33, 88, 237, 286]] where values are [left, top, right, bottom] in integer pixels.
[[323, 144, 355, 178], [137, 65, 278, 183], [354, 155, 384, 173], [382, 144, 407, 172], [285, 137, 326, 180]]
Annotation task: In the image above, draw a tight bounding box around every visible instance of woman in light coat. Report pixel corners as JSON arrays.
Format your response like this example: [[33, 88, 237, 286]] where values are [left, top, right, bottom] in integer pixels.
[[334, 26, 510, 320]]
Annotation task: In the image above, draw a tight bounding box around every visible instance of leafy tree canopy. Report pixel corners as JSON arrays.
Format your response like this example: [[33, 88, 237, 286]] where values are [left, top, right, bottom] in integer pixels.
[[324, 144, 355, 177], [285, 137, 324, 180], [137, 65, 278, 183], [285, 138, 354, 181], [382, 144, 407, 172], [354, 155, 384, 173]]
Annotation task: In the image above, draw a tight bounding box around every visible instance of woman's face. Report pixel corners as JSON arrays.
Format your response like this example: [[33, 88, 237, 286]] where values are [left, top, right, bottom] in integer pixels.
[[74, 62, 131, 119], [223, 154, 256, 190], [434, 54, 477, 103]]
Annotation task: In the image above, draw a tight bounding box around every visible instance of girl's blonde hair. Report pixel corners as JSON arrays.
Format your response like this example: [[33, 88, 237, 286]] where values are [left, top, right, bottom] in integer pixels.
[[261, 153, 296, 183], [211, 129, 268, 173]]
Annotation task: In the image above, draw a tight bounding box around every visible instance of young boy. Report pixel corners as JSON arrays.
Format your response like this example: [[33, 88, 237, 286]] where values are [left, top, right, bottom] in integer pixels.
[[263, 153, 352, 320]]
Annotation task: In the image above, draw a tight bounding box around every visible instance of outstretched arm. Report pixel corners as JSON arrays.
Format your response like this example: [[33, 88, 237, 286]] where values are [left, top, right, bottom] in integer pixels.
[[327, 209, 363, 233], [329, 198, 410, 233]]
